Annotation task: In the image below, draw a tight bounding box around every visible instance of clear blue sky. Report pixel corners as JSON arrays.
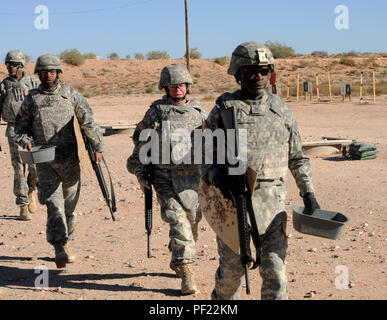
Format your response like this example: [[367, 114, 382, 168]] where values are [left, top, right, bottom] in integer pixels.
[[1, 0, 386, 61]]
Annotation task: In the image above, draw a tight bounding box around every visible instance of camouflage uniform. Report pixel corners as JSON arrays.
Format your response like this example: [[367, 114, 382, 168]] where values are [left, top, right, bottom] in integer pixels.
[[127, 96, 207, 269], [204, 42, 316, 300], [14, 82, 103, 244], [0, 68, 39, 208]]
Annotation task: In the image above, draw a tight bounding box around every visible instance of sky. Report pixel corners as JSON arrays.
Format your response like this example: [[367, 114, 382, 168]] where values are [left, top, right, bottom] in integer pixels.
[[0, 0, 386, 61]]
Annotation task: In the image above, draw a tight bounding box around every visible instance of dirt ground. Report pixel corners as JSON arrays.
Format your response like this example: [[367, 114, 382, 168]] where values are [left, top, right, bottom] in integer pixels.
[[0, 88, 386, 301]]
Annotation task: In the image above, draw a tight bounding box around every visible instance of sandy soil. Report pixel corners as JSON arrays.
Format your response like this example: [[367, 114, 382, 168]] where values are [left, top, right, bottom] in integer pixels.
[[0, 60, 386, 301]]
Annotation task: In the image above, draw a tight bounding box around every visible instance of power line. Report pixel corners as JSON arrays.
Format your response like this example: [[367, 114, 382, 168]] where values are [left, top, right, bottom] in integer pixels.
[[0, 0, 155, 16]]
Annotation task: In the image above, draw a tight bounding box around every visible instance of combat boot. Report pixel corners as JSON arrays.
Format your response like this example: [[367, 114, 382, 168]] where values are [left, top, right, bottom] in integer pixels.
[[27, 189, 37, 214], [53, 243, 70, 268], [178, 264, 199, 295], [63, 243, 76, 263], [19, 205, 31, 221], [170, 262, 182, 278]]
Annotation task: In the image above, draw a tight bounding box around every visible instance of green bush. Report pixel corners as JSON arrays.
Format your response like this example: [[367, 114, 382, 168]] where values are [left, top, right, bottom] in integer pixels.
[[214, 56, 228, 66], [185, 47, 202, 59], [84, 52, 97, 59], [134, 52, 144, 60], [108, 53, 119, 60], [60, 49, 86, 66], [311, 51, 328, 57], [125, 54, 131, 60], [265, 41, 295, 58], [339, 57, 356, 67], [146, 51, 170, 60]]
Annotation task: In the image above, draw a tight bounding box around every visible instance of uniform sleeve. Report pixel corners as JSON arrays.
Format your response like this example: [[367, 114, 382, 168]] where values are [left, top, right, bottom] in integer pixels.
[[126, 105, 160, 180], [13, 95, 34, 147], [0, 83, 5, 121], [287, 113, 315, 196], [73, 91, 104, 153]]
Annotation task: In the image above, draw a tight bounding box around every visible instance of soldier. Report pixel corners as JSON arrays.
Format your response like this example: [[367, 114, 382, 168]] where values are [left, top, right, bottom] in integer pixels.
[[0, 50, 39, 220], [127, 64, 207, 295], [202, 42, 320, 300], [14, 54, 104, 268]]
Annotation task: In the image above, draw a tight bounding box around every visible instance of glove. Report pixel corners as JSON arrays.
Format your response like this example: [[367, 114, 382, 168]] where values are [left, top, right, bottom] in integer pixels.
[[303, 192, 320, 215]]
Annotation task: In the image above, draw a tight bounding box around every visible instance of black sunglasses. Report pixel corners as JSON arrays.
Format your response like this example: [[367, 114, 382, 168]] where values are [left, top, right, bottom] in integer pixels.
[[6, 62, 21, 67], [242, 66, 270, 76]]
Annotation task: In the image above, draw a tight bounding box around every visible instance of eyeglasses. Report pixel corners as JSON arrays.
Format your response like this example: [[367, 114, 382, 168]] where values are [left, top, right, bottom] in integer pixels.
[[242, 67, 270, 76], [6, 62, 21, 67], [168, 84, 186, 90]]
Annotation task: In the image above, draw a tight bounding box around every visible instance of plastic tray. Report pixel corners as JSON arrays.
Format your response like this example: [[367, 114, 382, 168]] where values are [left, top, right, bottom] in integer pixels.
[[19, 146, 56, 164], [292, 206, 349, 240]]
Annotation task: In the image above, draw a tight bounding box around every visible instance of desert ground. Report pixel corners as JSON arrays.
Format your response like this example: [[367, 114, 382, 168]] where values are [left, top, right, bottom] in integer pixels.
[[0, 57, 386, 301]]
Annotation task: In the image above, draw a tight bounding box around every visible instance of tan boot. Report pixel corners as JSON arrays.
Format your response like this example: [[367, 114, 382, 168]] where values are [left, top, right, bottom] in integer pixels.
[[53, 243, 69, 268], [178, 264, 199, 295], [63, 243, 76, 263], [28, 189, 37, 214], [19, 205, 31, 221]]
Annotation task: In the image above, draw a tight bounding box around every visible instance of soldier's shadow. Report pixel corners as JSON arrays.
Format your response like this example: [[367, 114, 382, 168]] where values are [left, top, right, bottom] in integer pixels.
[[0, 263, 181, 297]]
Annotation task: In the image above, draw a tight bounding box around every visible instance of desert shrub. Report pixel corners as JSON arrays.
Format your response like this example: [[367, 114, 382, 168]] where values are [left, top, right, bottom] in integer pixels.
[[108, 53, 119, 60], [185, 47, 202, 59], [84, 52, 97, 59], [214, 56, 228, 66], [134, 52, 144, 60], [125, 54, 131, 60], [265, 41, 295, 58], [339, 57, 356, 67], [60, 49, 86, 66], [343, 50, 360, 57], [311, 51, 328, 57], [145, 87, 154, 93], [146, 51, 170, 60]]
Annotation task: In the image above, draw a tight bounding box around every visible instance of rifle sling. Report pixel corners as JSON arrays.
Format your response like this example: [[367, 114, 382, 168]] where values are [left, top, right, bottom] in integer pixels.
[[246, 193, 261, 269], [102, 155, 117, 213]]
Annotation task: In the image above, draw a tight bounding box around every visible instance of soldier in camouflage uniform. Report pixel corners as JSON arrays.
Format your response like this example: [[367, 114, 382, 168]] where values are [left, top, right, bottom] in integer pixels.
[[127, 64, 207, 295], [14, 54, 104, 268], [203, 42, 320, 300], [0, 50, 39, 220]]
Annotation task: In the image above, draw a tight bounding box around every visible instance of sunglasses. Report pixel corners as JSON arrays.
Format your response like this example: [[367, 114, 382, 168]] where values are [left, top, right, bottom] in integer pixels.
[[242, 67, 270, 76], [6, 62, 21, 67]]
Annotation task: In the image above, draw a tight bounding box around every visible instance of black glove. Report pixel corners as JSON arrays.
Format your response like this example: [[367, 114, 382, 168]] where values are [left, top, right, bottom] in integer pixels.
[[303, 192, 320, 215]]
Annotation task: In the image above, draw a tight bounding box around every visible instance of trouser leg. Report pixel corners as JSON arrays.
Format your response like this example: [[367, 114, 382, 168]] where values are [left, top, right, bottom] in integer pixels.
[[211, 236, 245, 300], [259, 214, 288, 300]]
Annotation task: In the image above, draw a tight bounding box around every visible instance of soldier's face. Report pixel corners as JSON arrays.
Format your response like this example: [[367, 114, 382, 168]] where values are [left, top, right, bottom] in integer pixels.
[[240, 66, 270, 98], [6, 62, 22, 77], [39, 70, 59, 87], [167, 83, 188, 103]]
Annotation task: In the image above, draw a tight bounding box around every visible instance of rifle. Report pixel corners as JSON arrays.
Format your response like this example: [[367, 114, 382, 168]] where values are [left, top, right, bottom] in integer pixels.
[[219, 107, 261, 295], [82, 133, 117, 221], [144, 166, 153, 258]]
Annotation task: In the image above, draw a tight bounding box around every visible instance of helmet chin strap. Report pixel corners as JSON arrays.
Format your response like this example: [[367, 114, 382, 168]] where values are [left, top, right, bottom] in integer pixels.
[[166, 90, 187, 103]]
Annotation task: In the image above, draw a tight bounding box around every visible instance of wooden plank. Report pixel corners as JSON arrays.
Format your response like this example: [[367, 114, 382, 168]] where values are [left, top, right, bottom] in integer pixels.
[[303, 140, 353, 147], [100, 124, 136, 130]]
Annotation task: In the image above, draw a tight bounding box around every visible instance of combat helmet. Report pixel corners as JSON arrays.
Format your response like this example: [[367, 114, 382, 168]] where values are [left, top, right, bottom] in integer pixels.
[[158, 64, 193, 90], [227, 41, 275, 76], [34, 54, 63, 74], [5, 50, 27, 67]]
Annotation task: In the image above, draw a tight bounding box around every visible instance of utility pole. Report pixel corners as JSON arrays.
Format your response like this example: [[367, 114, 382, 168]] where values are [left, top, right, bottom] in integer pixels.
[[184, 0, 190, 72]]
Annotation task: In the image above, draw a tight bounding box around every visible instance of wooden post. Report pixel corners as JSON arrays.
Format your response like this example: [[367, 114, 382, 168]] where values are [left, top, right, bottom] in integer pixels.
[[316, 73, 320, 102], [184, 0, 190, 72], [296, 73, 300, 101], [328, 72, 332, 102], [373, 71, 376, 103], [287, 74, 290, 99], [360, 72, 363, 102]]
